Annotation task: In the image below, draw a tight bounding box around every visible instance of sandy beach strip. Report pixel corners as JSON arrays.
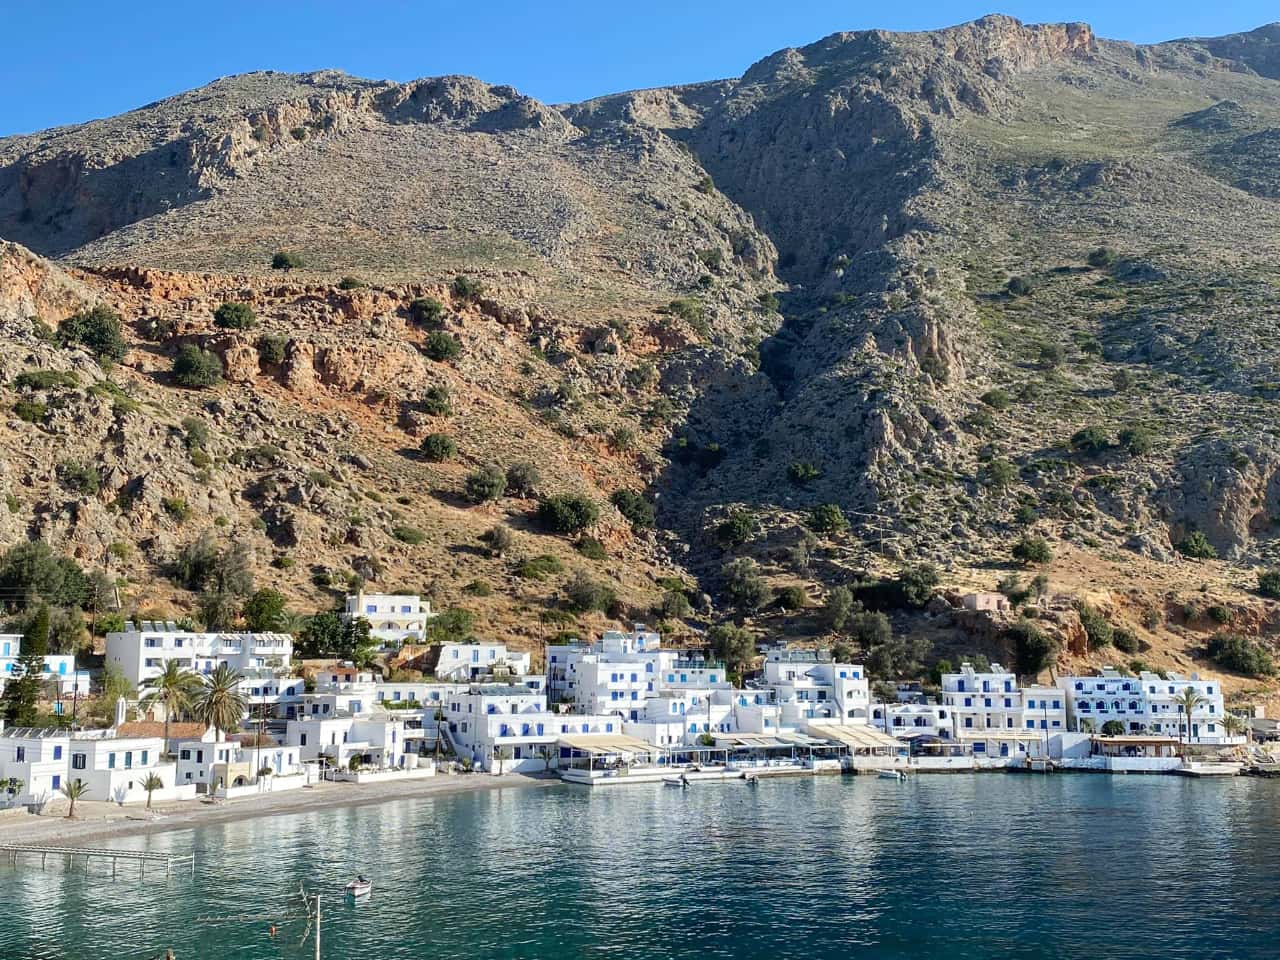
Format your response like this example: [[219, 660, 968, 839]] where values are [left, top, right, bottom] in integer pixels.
[[0, 772, 562, 847]]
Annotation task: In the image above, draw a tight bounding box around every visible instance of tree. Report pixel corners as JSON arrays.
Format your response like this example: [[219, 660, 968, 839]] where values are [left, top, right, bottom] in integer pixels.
[[193, 663, 248, 740], [1070, 426, 1110, 455], [822, 586, 855, 632], [89, 662, 135, 727], [481, 525, 514, 558], [1206, 633, 1275, 678], [1, 605, 50, 725], [504, 462, 540, 498], [271, 251, 304, 270], [985, 459, 1017, 488], [1087, 247, 1118, 269], [715, 512, 755, 548], [1117, 426, 1154, 456], [172, 344, 223, 388], [898, 564, 940, 608], [1177, 531, 1218, 560], [58, 305, 126, 363], [1222, 713, 1248, 743], [60, 778, 89, 819], [537, 494, 599, 534], [408, 297, 446, 328], [708, 623, 755, 679], [775, 585, 807, 612], [849, 610, 892, 647], [1012, 535, 1053, 566], [140, 661, 202, 756], [806, 504, 849, 535], [198, 590, 240, 631], [421, 385, 452, 416], [1258, 569, 1280, 599], [1173, 686, 1208, 755], [787, 461, 821, 485], [1075, 602, 1113, 651], [298, 611, 342, 658], [423, 332, 461, 362], [565, 572, 617, 614], [464, 463, 506, 503], [610, 489, 655, 529], [142, 772, 164, 810], [212, 302, 256, 330], [242, 588, 288, 631], [1007, 620, 1059, 681], [337, 617, 378, 669], [721, 558, 769, 612], [1101, 720, 1125, 736], [451, 275, 484, 300], [1006, 276, 1033, 297], [0, 541, 89, 607], [419, 433, 457, 462]]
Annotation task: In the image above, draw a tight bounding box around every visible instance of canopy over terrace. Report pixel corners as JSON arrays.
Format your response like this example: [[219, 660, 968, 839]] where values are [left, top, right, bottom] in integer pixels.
[[805, 723, 903, 756], [957, 729, 1048, 757], [557, 734, 665, 770], [1090, 735, 1179, 758]]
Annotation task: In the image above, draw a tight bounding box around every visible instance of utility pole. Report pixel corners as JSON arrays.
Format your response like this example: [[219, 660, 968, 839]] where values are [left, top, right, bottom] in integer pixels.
[[313, 895, 321, 960]]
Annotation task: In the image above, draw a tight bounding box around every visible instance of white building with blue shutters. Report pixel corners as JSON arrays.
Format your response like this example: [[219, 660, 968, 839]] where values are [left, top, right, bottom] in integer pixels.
[[0, 635, 89, 697], [343, 592, 435, 643], [1060, 668, 1234, 744], [106, 622, 292, 687]]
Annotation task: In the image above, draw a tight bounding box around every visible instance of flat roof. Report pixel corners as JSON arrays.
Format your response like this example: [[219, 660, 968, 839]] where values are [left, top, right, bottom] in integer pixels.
[[805, 723, 900, 750], [556, 734, 657, 755]]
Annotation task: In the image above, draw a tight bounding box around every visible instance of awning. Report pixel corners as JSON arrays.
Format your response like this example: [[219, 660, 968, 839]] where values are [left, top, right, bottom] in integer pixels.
[[775, 732, 835, 748], [715, 735, 792, 749], [1089, 735, 1179, 745], [956, 730, 1046, 742], [556, 734, 659, 755], [805, 723, 901, 750]]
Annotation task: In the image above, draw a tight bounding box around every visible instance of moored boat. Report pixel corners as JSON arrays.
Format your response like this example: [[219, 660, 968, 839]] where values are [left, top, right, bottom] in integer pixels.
[[345, 875, 372, 897]]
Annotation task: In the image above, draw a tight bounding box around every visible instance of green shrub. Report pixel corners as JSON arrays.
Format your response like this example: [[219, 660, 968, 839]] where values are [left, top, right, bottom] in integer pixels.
[[271, 251, 304, 270], [757, 292, 780, 312], [980, 388, 1011, 410], [1075, 602, 1114, 649], [576, 536, 607, 560], [1176, 530, 1217, 560], [213, 302, 256, 330], [257, 335, 288, 364], [1039, 343, 1065, 367], [421, 386, 452, 416], [392, 525, 426, 545], [13, 370, 79, 391], [920, 355, 949, 383], [451, 275, 484, 301], [56, 460, 99, 495], [59, 305, 127, 362], [1112, 628, 1140, 654], [1070, 426, 1110, 455], [463, 464, 506, 503], [1257, 569, 1280, 598], [985, 458, 1017, 488], [419, 433, 457, 462], [806, 503, 848, 534], [787, 461, 821, 485], [161, 496, 192, 522], [1207, 632, 1275, 677], [1008, 619, 1059, 678], [424, 332, 461, 362], [462, 579, 493, 597], [716, 511, 755, 547], [775, 585, 808, 611], [1207, 604, 1232, 624], [610, 489, 655, 529], [1013, 504, 1037, 525], [697, 248, 723, 272], [172, 344, 223, 388], [1117, 426, 1154, 456], [694, 175, 715, 194], [721, 557, 769, 612], [515, 555, 564, 580], [338, 276, 365, 290], [898, 564, 940, 608], [409, 297, 446, 328], [564, 571, 617, 614], [1012, 535, 1053, 566], [1006, 276, 1033, 297], [667, 298, 705, 327], [14, 400, 46, 423], [504, 461, 540, 498], [1087, 247, 1118, 269], [537, 494, 599, 534]]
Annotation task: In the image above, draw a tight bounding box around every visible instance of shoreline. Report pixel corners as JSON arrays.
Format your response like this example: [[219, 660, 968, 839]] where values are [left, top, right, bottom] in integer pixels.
[[0, 772, 561, 847]]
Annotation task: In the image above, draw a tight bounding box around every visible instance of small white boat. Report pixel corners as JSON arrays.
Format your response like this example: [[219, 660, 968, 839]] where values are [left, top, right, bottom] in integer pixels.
[[878, 770, 908, 781], [663, 775, 691, 789], [345, 876, 373, 897]]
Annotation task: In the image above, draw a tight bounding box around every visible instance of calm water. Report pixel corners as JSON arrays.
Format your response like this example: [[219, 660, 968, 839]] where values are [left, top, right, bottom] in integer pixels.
[[2, 774, 1278, 960]]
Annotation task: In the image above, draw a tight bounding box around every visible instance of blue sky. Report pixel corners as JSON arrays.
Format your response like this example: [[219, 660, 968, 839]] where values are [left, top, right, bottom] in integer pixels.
[[1, 1, 1275, 136]]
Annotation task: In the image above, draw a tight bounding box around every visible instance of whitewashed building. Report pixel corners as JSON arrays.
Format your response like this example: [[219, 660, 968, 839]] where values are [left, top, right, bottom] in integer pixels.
[[0, 637, 90, 697], [430, 642, 531, 682], [286, 714, 419, 769], [873, 702, 955, 740], [176, 735, 304, 791], [343, 593, 434, 643], [764, 650, 870, 726], [1140, 671, 1230, 743], [942, 663, 1023, 734], [0, 727, 193, 805], [106, 622, 292, 686]]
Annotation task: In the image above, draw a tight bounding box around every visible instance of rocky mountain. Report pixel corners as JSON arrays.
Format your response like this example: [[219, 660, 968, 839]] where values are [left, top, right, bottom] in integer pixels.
[[4, 15, 1280, 696]]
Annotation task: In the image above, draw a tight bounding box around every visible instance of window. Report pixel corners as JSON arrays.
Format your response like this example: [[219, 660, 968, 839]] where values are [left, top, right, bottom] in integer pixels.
[[124, 751, 133, 769], [141, 750, 149, 765], [108, 752, 115, 769], [180, 749, 191, 760], [52, 775, 60, 791], [300, 734, 307, 747], [72, 754, 86, 770], [53, 745, 62, 760]]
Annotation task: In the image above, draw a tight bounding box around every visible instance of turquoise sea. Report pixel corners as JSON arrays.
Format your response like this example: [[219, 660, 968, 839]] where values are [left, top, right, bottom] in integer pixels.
[[1, 774, 1277, 960]]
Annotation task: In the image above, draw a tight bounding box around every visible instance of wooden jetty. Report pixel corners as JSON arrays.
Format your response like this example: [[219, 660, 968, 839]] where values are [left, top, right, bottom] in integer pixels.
[[0, 842, 195, 879]]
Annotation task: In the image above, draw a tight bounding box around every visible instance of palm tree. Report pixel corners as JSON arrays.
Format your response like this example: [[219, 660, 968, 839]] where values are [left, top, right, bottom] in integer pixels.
[[142, 772, 164, 810], [1222, 713, 1248, 745], [141, 661, 202, 756], [1174, 687, 1208, 756], [193, 663, 248, 740], [61, 778, 88, 819]]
